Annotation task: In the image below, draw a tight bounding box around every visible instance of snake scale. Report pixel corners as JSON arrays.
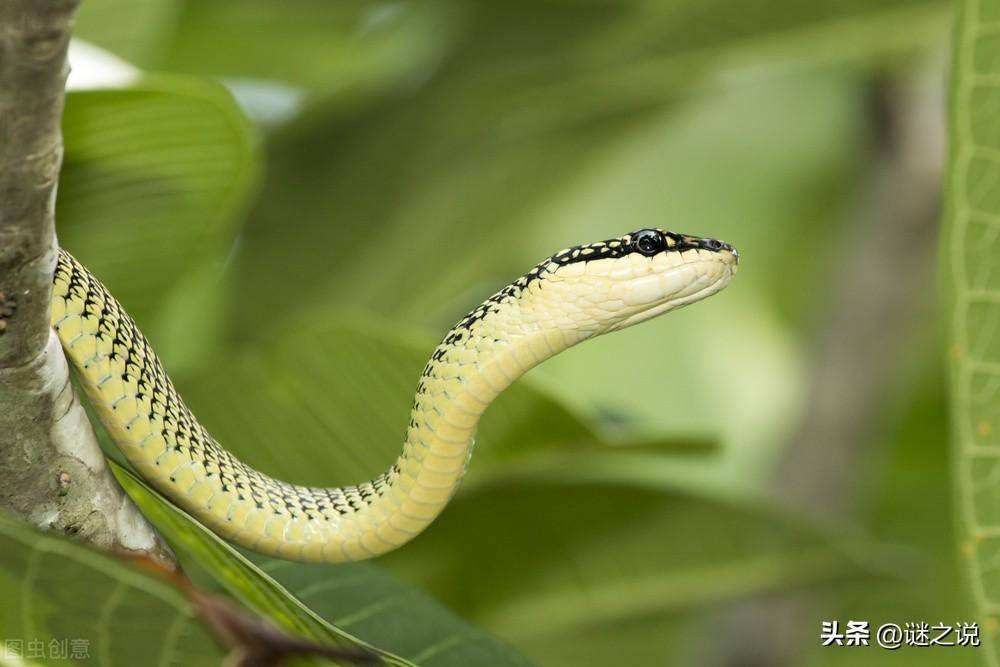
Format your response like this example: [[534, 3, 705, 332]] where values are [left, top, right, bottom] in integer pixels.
[[52, 228, 737, 563]]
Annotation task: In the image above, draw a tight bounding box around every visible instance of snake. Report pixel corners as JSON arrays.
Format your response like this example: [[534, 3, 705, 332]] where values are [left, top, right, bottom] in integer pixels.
[[51, 228, 738, 563]]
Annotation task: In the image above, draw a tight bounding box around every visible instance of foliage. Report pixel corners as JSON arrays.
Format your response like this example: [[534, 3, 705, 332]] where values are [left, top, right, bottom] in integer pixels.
[[114, 464, 528, 667], [947, 0, 1000, 664], [3, 0, 965, 664], [0, 511, 224, 666]]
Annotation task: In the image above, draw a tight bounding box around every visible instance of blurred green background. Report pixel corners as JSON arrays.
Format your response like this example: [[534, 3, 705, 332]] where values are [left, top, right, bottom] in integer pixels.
[[6, 0, 985, 665]]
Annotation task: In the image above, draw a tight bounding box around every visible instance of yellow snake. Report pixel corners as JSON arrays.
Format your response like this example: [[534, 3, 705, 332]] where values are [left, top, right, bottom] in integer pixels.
[[52, 228, 738, 563]]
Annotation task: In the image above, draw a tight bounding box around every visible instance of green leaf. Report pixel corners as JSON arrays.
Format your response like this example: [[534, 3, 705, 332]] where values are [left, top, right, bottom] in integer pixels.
[[376, 451, 879, 665], [110, 465, 410, 666], [947, 0, 1000, 662], [0, 511, 224, 666], [111, 464, 535, 667], [252, 559, 534, 667], [57, 76, 258, 325]]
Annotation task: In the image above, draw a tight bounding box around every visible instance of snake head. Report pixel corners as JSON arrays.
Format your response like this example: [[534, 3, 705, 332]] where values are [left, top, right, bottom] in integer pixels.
[[539, 227, 738, 336]]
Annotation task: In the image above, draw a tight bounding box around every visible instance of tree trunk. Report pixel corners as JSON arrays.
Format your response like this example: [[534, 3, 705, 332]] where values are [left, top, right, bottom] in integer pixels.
[[0, 0, 173, 565]]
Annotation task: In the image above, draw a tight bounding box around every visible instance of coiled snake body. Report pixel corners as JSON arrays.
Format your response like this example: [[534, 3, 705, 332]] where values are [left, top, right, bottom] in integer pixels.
[[52, 228, 737, 563]]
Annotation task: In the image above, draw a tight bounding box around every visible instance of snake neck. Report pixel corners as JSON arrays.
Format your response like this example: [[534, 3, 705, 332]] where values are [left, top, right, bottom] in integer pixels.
[[370, 287, 583, 554]]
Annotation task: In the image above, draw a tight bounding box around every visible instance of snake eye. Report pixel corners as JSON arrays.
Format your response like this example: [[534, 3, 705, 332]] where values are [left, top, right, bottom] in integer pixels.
[[633, 229, 665, 256]]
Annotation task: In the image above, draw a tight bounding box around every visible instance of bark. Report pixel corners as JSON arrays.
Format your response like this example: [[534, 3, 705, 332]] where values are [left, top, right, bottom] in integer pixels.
[[0, 0, 173, 565]]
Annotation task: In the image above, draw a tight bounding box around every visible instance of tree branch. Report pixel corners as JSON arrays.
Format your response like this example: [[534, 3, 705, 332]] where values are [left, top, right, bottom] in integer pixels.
[[0, 0, 174, 566]]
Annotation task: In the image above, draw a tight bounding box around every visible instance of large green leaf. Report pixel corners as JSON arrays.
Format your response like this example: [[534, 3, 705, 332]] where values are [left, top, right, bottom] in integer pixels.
[[111, 466, 410, 666], [376, 451, 881, 665], [0, 511, 224, 666], [112, 464, 535, 667], [57, 76, 258, 325], [252, 559, 534, 667], [947, 0, 1000, 663]]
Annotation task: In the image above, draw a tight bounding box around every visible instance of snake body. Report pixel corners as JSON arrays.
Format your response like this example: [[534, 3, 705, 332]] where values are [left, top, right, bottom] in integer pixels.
[[52, 228, 737, 563]]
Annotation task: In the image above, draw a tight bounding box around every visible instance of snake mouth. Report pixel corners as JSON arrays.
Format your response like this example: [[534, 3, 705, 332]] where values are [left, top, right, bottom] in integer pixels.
[[609, 255, 737, 332], [693, 236, 739, 261]]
